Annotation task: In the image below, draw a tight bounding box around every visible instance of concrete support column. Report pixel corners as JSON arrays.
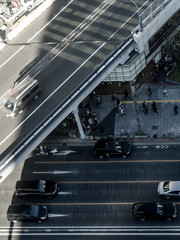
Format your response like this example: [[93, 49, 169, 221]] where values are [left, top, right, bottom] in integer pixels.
[[130, 79, 136, 97], [73, 107, 86, 139]]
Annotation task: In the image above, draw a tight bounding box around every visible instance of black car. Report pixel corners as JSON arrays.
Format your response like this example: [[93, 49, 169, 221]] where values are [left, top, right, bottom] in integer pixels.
[[14, 179, 59, 199], [132, 202, 177, 221], [7, 204, 48, 223], [94, 138, 131, 158]]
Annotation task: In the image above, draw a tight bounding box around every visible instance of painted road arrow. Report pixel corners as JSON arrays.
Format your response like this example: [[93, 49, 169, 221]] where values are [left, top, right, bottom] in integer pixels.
[[36, 150, 77, 156], [55, 150, 77, 155], [155, 145, 169, 149], [135, 146, 149, 149], [33, 170, 73, 174]]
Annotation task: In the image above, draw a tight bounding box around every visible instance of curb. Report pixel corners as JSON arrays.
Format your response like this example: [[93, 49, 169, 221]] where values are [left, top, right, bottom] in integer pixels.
[[165, 78, 180, 85]]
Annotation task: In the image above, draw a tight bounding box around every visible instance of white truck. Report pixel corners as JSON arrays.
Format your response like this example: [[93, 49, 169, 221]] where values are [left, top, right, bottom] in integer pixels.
[[0, 0, 44, 27]]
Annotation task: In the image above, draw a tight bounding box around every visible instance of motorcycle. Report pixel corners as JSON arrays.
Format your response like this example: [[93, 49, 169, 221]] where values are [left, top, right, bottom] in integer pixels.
[[39, 146, 58, 156]]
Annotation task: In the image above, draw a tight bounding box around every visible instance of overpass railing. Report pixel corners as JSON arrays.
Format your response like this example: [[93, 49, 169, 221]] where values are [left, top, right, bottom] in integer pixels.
[[140, 0, 173, 29]]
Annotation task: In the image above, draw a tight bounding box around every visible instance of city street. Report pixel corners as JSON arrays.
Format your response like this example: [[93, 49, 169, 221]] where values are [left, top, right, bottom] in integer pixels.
[[0, 140, 180, 239]]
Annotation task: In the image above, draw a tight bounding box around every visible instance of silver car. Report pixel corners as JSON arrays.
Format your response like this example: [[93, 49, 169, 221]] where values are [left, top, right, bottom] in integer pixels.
[[158, 181, 180, 199]]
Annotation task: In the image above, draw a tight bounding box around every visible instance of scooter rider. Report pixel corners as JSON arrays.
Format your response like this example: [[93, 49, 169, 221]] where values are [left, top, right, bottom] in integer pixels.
[[39, 146, 58, 156]]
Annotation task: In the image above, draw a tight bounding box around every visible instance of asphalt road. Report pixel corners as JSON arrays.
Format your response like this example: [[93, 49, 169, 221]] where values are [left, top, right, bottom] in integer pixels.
[[0, 140, 180, 239], [0, 0, 153, 161]]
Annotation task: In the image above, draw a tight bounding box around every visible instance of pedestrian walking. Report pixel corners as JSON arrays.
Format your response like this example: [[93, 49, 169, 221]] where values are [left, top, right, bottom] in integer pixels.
[[99, 123, 104, 133], [151, 101, 158, 113], [152, 71, 157, 81], [141, 101, 148, 114], [141, 101, 146, 112], [92, 112, 98, 124], [96, 96, 101, 108], [162, 86, 168, 96], [88, 117, 93, 126], [116, 98, 120, 107], [124, 88, 128, 100], [85, 101, 91, 111], [112, 93, 117, 101], [111, 93, 117, 101], [144, 105, 148, 115], [148, 86, 152, 96], [118, 102, 122, 112], [174, 105, 178, 115], [120, 106, 126, 116]]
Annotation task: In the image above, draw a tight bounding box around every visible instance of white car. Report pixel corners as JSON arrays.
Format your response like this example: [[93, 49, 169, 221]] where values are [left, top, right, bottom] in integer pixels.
[[158, 181, 180, 199]]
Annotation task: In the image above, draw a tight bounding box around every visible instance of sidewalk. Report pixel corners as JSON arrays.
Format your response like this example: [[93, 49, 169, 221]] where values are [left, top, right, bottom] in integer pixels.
[[86, 61, 180, 140], [114, 84, 180, 139], [83, 84, 180, 140]]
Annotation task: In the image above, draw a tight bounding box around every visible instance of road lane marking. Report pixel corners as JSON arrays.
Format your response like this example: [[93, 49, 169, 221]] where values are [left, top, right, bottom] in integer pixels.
[[34, 0, 116, 75], [1, 232, 180, 236], [1, 226, 180, 237], [62, 0, 110, 42], [70, 0, 116, 41], [48, 214, 69, 218], [33, 170, 74, 174], [35, 159, 180, 164], [57, 180, 168, 184], [29, 202, 133, 205], [1, 226, 180, 229], [29, 202, 180, 206], [58, 191, 72, 195]]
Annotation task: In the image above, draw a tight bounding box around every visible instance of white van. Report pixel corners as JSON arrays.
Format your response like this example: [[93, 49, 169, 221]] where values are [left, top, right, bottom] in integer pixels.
[[3, 76, 40, 118]]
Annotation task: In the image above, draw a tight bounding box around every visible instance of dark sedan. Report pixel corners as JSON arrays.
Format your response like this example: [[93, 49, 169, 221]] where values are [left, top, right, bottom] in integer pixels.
[[14, 179, 59, 199], [7, 204, 48, 223], [132, 202, 177, 221], [94, 138, 131, 158]]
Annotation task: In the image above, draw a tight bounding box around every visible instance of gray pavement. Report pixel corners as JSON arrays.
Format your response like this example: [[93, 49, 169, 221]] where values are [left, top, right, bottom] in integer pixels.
[[91, 84, 180, 140]]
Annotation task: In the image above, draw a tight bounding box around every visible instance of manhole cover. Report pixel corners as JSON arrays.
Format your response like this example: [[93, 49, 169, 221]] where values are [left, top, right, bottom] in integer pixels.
[[152, 126, 158, 130]]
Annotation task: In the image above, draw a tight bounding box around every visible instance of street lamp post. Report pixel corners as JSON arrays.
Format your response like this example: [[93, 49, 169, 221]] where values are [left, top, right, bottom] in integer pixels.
[[131, 0, 143, 32]]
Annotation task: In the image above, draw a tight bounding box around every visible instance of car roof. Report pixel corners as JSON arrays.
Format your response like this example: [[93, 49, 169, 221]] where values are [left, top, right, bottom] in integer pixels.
[[169, 181, 180, 191], [133, 202, 158, 213], [8, 205, 34, 214], [16, 180, 45, 190], [96, 138, 121, 149]]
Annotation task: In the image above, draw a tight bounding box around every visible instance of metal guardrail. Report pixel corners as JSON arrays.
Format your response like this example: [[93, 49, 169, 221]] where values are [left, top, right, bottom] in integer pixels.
[[140, 0, 173, 28]]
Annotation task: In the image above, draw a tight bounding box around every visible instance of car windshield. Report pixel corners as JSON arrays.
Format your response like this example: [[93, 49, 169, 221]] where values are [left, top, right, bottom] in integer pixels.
[[163, 182, 170, 192], [37, 180, 46, 193], [115, 145, 122, 152], [157, 203, 164, 215], [30, 205, 39, 217]]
